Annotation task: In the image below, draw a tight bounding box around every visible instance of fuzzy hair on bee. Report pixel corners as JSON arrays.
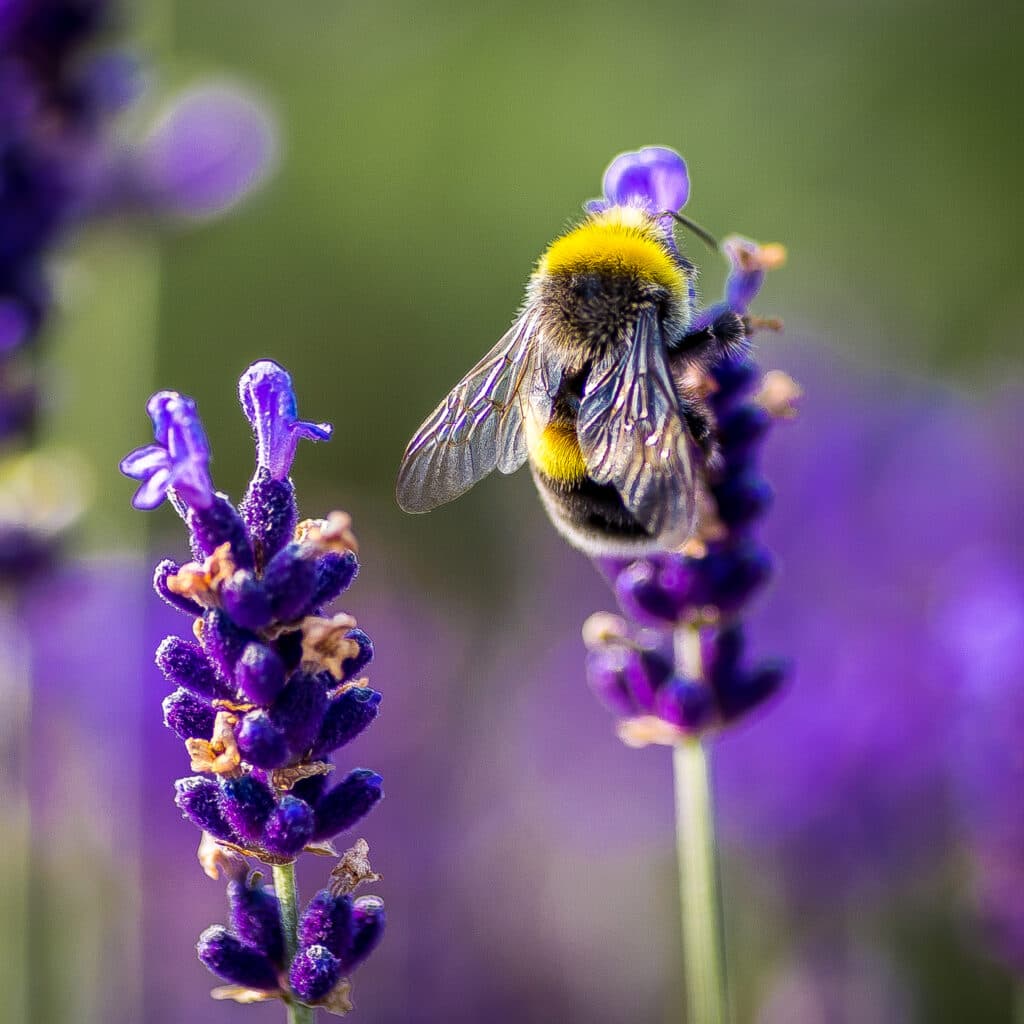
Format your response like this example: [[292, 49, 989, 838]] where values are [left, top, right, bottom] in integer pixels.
[[396, 202, 746, 557]]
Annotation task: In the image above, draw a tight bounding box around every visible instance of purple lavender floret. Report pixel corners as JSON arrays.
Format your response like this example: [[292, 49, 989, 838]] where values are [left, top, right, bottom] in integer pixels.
[[175, 776, 235, 842], [311, 769, 384, 843], [163, 688, 217, 741], [344, 896, 386, 971], [297, 890, 354, 960], [123, 359, 385, 1008], [586, 145, 690, 216], [221, 773, 278, 843], [228, 876, 285, 967], [240, 359, 332, 483], [119, 391, 215, 511], [289, 944, 343, 1003], [197, 925, 280, 991], [581, 148, 794, 745], [288, 889, 386, 1006]]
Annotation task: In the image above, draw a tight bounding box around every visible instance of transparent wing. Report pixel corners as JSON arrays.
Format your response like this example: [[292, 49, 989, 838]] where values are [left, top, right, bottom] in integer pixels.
[[577, 308, 695, 535], [396, 309, 544, 513]]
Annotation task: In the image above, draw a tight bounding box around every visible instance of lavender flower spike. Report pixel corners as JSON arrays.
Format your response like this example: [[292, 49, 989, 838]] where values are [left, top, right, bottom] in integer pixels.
[[239, 360, 332, 482], [575, 146, 793, 1024], [123, 359, 384, 1015], [119, 391, 214, 511]]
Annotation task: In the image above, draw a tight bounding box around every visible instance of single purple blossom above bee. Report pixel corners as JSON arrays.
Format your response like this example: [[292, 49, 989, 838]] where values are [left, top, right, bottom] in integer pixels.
[[586, 145, 691, 215]]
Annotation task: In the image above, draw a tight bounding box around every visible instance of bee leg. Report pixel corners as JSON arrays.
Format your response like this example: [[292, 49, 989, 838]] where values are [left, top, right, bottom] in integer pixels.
[[682, 400, 716, 461], [672, 309, 747, 361]]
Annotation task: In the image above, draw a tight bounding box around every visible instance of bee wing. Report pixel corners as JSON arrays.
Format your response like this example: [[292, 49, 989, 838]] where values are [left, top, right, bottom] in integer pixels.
[[396, 310, 544, 513], [577, 308, 695, 535]]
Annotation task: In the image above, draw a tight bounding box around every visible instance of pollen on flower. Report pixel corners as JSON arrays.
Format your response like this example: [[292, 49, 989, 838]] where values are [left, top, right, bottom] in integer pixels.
[[755, 371, 802, 420], [210, 985, 281, 1005], [756, 243, 788, 270], [166, 542, 237, 607], [617, 715, 687, 748], [198, 831, 248, 881], [186, 711, 243, 775], [723, 235, 788, 273], [301, 613, 361, 678], [582, 612, 630, 650], [296, 511, 359, 555], [680, 364, 718, 400], [328, 839, 381, 897], [211, 698, 259, 714], [319, 979, 354, 1016], [272, 761, 334, 792], [338, 677, 371, 694], [685, 490, 728, 554]]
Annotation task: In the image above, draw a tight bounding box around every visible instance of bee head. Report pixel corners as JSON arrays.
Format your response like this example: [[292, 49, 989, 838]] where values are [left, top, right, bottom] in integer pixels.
[[532, 208, 693, 352]]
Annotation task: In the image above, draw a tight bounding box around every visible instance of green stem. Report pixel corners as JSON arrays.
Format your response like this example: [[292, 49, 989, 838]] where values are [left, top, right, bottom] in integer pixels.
[[673, 625, 728, 1024], [0, 594, 29, 1024], [273, 862, 315, 1024]]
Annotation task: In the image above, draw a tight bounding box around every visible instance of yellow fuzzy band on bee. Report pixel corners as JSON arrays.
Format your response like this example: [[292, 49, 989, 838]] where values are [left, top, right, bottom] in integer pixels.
[[528, 421, 588, 483], [536, 207, 687, 296]]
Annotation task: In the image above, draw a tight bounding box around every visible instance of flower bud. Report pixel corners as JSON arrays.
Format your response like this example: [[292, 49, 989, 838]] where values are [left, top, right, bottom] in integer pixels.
[[289, 944, 342, 1004], [312, 769, 383, 843], [197, 925, 279, 991]]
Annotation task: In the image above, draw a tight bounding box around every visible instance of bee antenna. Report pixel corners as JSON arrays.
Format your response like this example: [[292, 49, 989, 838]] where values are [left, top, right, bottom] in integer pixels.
[[662, 210, 721, 252]]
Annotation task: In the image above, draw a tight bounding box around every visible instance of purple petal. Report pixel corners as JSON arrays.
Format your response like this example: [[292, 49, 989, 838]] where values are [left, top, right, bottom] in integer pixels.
[[0, 299, 31, 353], [289, 944, 342, 1004], [124, 390, 214, 511], [130, 467, 172, 510], [119, 444, 169, 478], [602, 146, 689, 213], [197, 926, 280, 991], [722, 236, 766, 313], [238, 359, 331, 481]]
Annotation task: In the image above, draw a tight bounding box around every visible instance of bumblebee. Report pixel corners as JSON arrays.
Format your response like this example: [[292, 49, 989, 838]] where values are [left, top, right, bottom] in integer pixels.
[[396, 203, 744, 556]]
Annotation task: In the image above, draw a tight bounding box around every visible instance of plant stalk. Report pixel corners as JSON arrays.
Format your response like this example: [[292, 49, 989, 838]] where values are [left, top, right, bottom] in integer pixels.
[[273, 862, 314, 1024], [673, 625, 728, 1024]]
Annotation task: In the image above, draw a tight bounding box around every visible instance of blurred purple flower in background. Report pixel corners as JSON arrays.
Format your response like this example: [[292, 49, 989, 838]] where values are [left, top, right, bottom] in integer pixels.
[[939, 502, 1024, 969], [122, 359, 385, 1016], [19, 343, 1024, 1022], [0, 0, 276, 579], [714, 344, 1004, 905], [755, 945, 916, 1024], [132, 84, 278, 220]]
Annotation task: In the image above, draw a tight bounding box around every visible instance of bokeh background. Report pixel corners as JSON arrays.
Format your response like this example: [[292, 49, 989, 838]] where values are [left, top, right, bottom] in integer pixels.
[[4, 0, 1024, 1021]]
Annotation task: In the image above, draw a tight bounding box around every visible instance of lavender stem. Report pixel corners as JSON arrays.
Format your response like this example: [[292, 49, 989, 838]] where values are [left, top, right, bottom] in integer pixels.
[[273, 863, 315, 1024], [673, 624, 728, 1024]]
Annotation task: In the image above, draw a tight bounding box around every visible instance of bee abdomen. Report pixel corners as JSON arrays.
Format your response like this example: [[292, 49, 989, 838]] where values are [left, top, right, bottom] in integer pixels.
[[527, 422, 587, 484], [531, 465, 650, 551]]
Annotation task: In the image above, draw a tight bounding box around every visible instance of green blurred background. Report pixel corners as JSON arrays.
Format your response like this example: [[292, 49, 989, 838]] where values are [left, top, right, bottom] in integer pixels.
[[49, 0, 1022, 578], [22, 1, 1022, 1022]]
